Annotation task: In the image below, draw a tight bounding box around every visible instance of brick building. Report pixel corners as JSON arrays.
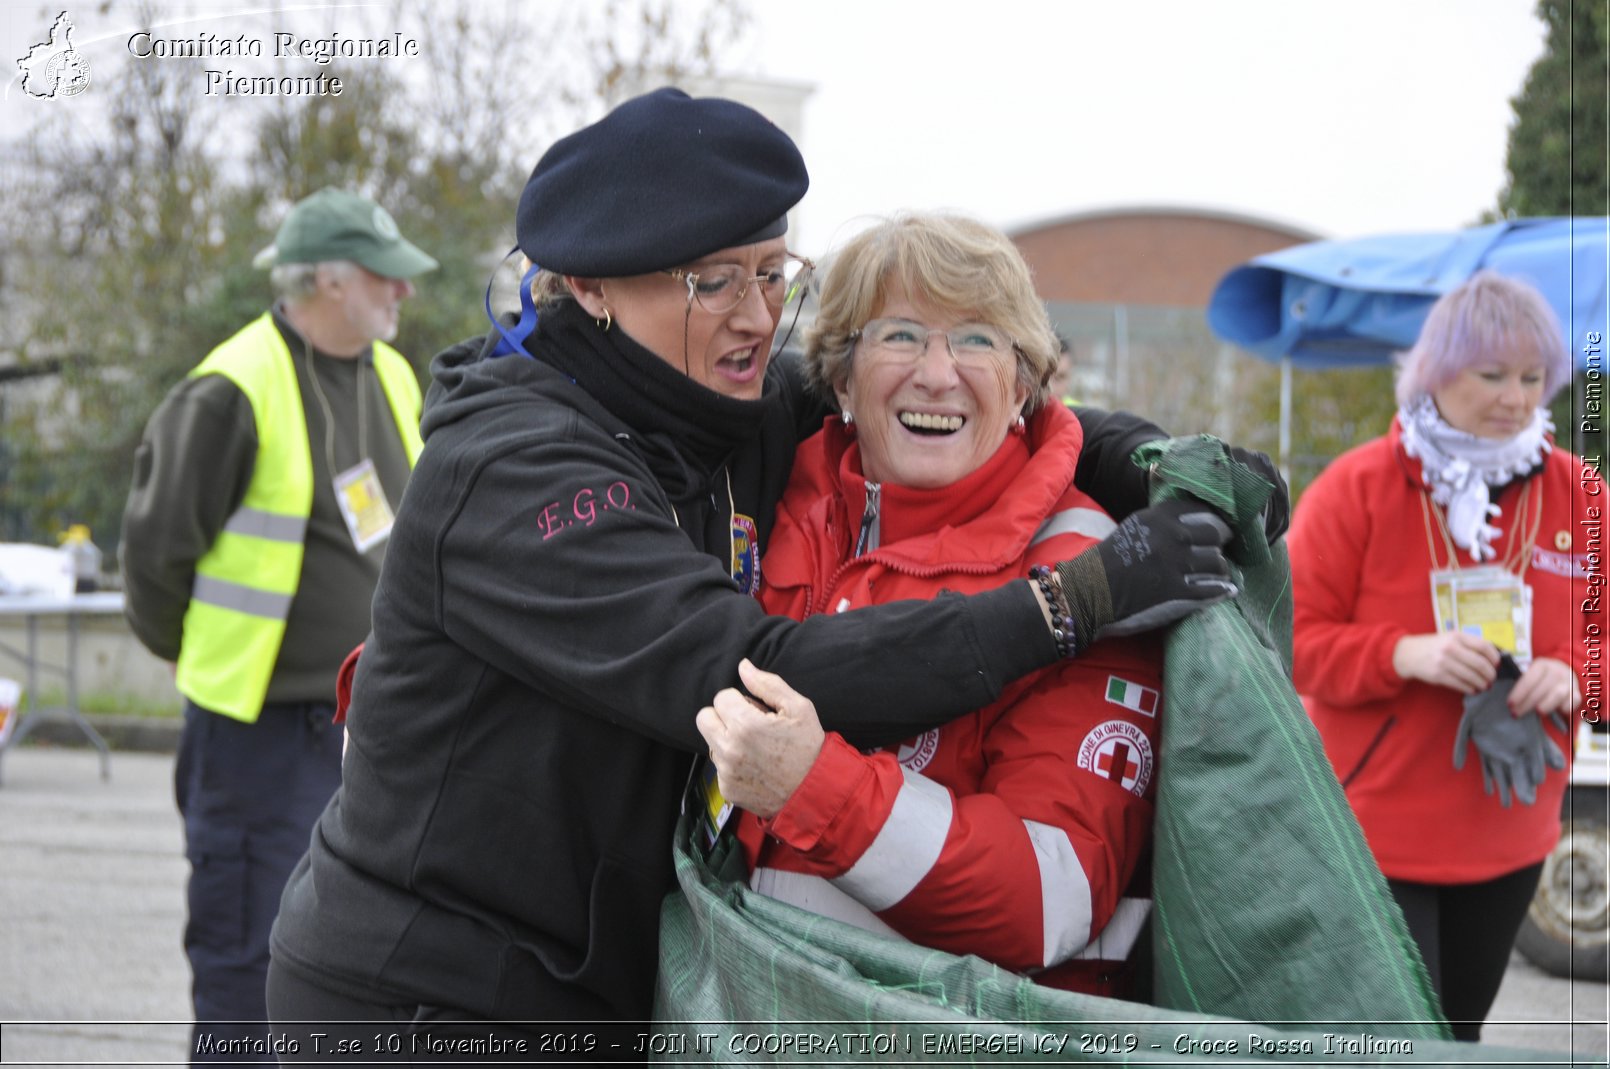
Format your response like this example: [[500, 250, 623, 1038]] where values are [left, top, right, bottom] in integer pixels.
[[1007, 206, 1321, 448], [1011, 206, 1319, 307]]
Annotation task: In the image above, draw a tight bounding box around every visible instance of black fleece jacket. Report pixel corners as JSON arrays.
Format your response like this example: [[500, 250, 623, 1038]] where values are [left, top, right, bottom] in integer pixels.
[[270, 302, 1161, 1021]]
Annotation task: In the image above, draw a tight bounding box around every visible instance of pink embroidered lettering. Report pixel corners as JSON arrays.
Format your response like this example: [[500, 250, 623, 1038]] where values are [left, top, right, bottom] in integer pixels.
[[536, 501, 563, 541], [537, 481, 638, 541], [574, 488, 596, 527]]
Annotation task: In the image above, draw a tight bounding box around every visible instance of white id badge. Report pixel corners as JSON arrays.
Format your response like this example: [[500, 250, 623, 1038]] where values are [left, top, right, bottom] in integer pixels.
[[1450, 568, 1532, 662], [333, 458, 395, 552]]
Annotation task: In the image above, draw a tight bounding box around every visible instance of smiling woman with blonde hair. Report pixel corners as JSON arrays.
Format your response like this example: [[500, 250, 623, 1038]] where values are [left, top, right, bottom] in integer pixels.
[[1287, 270, 1596, 1040], [805, 212, 1060, 405], [696, 212, 1224, 996]]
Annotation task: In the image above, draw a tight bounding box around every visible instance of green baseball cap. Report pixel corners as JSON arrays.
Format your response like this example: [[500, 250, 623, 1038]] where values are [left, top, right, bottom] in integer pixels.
[[256, 188, 438, 278]]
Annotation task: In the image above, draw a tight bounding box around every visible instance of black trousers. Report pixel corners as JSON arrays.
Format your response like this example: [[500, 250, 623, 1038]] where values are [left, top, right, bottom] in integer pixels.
[[176, 699, 342, 1065], [265, 963, 636, 1066], [1388, 861, 1544, 1042]]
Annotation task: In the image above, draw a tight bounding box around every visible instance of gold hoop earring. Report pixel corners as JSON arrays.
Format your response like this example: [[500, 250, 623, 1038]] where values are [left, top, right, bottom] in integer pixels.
[[597, 307, 613, 332]]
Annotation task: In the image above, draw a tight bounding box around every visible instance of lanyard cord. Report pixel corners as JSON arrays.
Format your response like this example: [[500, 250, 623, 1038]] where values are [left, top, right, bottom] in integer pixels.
[[303, 337, 368, 478], [1506, 481, 1543, 579], [1418, 480, 1542, 580], [1418, 490, 1458, 571], [667, 468, 733, 562], [722, 466, 737, 568], [667, 467, 735, 535]]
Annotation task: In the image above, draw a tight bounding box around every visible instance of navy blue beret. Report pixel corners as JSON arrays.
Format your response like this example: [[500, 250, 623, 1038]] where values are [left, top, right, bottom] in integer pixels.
[[516, 88, 809, 277]]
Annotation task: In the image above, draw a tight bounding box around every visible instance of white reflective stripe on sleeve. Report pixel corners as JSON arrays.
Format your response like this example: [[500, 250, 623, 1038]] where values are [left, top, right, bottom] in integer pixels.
[[1073, 896, 1152, 960], [1029, 507, 1116, 548], [1023, 819, 1093, 965], [222, 506, 308, 543], [750, 867, 907, 942], [830, 769, 952, 912]]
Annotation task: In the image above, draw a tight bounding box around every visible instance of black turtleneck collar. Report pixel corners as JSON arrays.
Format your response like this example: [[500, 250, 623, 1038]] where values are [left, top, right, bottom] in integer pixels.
[[529, 301, 773, 495]]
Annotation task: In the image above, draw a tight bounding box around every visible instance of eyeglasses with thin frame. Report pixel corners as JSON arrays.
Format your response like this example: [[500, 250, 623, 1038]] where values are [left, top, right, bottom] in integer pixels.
[[664, 255, 815, 315], [850, 318, 1021, 368]]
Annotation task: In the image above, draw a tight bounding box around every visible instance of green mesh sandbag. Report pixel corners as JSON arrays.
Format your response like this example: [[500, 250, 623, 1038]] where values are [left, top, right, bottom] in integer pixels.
[[649, 436, 1559, 1063], [1136, 435, 1445, 1037], [653, 796, 1547, 1064], [656, 817, 1216, 1065]]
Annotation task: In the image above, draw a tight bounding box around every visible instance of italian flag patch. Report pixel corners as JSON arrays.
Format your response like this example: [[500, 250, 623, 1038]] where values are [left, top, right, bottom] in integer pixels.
[[1106, 676, 1159, 717]]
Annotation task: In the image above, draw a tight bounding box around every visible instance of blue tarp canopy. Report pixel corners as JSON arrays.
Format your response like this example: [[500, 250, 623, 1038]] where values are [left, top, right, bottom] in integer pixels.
[[1207, 217, 1609, 370]]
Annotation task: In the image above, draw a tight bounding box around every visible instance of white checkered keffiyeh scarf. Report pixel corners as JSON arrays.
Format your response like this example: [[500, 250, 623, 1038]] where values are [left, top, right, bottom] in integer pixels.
[[1398, 395, 1551, 562]]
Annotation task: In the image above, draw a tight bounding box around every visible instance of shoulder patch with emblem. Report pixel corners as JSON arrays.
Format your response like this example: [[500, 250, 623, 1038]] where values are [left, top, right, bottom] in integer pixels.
[[730, 513, 760, 596], [1077, 719, 1154, 797], [894, 729, 941, 773]]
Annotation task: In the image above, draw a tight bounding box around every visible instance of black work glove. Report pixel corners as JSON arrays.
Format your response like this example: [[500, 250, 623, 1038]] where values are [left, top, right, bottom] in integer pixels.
[[1054, 498, 1238, 652], [1453, 656, 1568, 807], [1226, 447, 1290, 543]]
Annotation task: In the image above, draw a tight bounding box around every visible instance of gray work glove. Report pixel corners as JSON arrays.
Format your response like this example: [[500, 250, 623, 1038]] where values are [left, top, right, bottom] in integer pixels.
[[1453, 657, 1568, 807], [1055, 498, 1237, 652]]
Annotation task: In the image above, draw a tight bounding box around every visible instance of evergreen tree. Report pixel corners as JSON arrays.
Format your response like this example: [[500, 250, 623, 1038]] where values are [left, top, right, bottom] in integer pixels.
[[1498, 0, 1608, 218], [1497, 0, 1607, 462]]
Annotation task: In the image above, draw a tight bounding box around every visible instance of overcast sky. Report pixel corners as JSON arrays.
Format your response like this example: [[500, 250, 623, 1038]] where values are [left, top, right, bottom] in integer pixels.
[[741, 0, 1549, 253], [1, 0, 1550, 257]]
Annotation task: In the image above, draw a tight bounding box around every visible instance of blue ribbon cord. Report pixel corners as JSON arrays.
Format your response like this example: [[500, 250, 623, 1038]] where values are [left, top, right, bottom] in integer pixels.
[[485, 249, 542, 358]]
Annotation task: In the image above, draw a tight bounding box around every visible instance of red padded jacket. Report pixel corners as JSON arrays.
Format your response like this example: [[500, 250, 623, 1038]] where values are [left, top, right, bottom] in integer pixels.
[[738, 402, 1163, 994]]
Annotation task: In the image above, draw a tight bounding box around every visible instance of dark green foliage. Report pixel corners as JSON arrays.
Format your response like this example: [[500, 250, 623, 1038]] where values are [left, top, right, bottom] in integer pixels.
[[1498, 0, 1609, 219]]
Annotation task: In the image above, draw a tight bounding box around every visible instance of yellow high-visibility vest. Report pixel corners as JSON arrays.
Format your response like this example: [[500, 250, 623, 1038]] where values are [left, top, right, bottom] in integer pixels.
[[175, 313, 423, 722]]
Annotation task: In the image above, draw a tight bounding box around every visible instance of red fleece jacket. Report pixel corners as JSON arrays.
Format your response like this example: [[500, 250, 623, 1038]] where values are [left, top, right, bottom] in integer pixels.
[[1288, 420, 1601, 883]]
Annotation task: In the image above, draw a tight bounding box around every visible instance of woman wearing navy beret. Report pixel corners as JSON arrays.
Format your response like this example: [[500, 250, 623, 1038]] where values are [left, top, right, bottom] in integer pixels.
[[266, 88, 1254, 1056]]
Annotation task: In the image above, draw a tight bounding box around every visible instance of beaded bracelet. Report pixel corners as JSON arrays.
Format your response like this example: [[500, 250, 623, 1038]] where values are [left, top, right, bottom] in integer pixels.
[[1028, 564, 1076, 659]]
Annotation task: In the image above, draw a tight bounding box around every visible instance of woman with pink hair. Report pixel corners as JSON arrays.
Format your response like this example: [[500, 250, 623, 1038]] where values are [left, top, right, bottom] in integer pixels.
[[1288, 270, 1597, 1040]]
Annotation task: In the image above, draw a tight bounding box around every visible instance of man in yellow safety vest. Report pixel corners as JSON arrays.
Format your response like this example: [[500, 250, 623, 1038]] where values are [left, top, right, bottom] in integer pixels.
[[120, 188, 435, 1061]]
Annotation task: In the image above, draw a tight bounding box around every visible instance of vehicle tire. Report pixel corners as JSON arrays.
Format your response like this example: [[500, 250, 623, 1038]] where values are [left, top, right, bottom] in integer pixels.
[[1515, 788, 1609, 981]]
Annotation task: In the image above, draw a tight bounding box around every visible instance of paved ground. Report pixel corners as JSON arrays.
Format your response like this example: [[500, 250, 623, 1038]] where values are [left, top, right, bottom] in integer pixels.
[[1, 746, 190, 1066], [0, 745, 1606, 1067]]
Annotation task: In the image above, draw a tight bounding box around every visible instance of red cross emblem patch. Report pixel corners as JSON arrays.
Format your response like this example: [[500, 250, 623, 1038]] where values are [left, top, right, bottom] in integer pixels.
[[1077, 720, 1154, 797], [892, 729, 941, 773]]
